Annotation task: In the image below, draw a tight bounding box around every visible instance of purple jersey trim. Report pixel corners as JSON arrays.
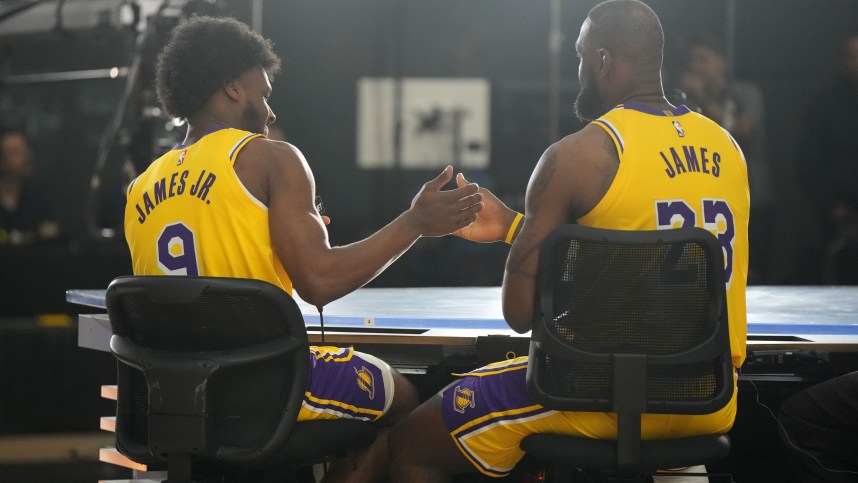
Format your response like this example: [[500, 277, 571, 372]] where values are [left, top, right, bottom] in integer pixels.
[[229, 133, 260, 162], [619, 103, 691, 117], [453, 405, 552, 441], [462, 358, 529, 375], [592, 119, 625, 153], [302, 396, 377, 421], [127, 175, 139, 196]]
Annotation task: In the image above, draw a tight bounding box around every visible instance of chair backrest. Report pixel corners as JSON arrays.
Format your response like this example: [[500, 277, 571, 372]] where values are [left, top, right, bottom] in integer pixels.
[[105, 276, 309, 468], [526, 225, 733, 416]]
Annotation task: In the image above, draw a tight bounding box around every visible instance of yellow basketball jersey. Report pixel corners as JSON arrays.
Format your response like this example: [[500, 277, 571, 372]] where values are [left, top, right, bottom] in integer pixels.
[[579, 103, 749, 368], [124, 127, 293, 294]]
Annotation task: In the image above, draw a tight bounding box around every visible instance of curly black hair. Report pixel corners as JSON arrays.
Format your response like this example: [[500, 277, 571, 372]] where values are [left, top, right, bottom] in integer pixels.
[[155, 15, 282, 119]]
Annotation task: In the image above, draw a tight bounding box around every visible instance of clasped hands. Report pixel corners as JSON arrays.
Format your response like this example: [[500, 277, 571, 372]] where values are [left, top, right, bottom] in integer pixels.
[[408, 165, 520, 243]]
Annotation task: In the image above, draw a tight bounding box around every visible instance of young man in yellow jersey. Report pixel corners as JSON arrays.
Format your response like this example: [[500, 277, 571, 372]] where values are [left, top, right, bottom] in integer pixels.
[[124, 16, 485, 483], [389, 1, 750, 480]]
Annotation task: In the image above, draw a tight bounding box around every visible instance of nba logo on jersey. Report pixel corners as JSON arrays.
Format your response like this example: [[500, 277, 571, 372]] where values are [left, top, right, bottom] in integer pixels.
[[177, 149, 187, 166], [672, 120, 685, 138], [453, 385, 476, 413]]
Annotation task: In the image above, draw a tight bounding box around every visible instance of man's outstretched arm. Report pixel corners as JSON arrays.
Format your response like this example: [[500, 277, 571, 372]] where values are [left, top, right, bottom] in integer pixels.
[[262, 141, 483, 307]]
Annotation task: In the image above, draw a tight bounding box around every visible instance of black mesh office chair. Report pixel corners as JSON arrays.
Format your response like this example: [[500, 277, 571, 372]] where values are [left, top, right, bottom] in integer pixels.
[[105, 276, 376, 483], [521, 225, 734, 482]]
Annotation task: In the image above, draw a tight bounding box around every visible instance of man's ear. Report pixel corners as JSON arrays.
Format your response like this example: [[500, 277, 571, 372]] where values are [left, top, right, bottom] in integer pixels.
[[223, 80, 242, 102], [597, 48, 611, 76]]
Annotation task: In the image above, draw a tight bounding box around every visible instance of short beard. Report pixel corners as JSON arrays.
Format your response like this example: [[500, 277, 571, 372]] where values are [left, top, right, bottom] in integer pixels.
[[573, 72, 604, 122], [243, 102, 266, 135]]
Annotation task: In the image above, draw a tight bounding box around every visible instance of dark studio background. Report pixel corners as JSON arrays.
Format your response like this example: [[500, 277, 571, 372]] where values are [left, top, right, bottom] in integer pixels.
[[1, 1, 857, 481], [2, 0, 857, 310]]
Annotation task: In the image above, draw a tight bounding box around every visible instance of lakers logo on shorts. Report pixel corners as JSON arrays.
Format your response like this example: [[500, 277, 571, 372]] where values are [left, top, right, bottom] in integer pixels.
[[453, 385, 476, 414], [355, 366, 375, 400]]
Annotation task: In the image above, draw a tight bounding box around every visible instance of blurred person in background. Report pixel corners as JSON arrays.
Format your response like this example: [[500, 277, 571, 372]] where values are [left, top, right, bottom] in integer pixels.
[[0, 126, 61, 245], [679, 35, 775, 284], [797, 32, 858, 284]]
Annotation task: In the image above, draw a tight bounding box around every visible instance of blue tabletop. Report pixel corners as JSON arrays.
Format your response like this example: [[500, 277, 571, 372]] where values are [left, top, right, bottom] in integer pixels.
[[67, 285, 858, 336]]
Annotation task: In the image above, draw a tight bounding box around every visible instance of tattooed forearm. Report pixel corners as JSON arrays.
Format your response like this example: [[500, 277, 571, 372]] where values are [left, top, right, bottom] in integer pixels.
[[507, 258, 538, 279], [506, 228, 541, 279]]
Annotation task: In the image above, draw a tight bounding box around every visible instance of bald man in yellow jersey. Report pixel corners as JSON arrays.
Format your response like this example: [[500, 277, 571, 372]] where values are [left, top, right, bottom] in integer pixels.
[[124, 16, 484, 483], [390, 1, 750, 481]]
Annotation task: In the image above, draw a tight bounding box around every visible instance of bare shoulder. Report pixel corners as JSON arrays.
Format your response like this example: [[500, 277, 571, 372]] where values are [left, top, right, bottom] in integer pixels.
[[239, 138, 314, 180], [554, 123, 617, 166], [234, 137, 314, 205], [239, 138, 306, 167], [529, 124, 618, 219]]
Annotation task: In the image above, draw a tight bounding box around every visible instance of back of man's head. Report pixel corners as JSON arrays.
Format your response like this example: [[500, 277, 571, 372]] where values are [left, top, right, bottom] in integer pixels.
[[155, 15, 282, 120], [587, 0, 664, 72]]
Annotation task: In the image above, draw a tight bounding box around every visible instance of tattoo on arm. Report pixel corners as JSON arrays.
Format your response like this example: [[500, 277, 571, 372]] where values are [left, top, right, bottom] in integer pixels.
[[507, 145, 562, 280], [507, 248, 538, 279], [527, 147, 558, 217], [506, 223, 541, 279]]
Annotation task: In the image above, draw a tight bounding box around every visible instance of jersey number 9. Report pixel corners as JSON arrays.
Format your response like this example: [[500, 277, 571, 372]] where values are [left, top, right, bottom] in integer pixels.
[[156, 222, 200, 276]]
